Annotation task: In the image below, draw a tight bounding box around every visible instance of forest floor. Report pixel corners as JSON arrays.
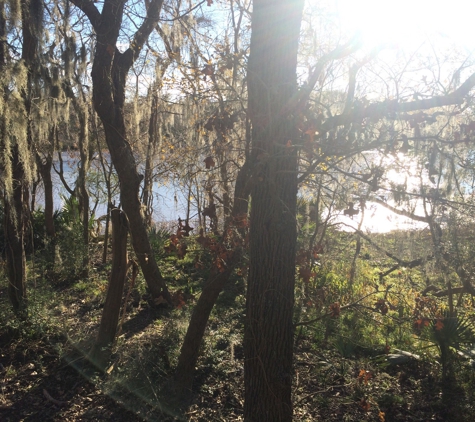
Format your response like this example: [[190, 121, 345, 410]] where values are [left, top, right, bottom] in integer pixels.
[[1, 275, 475, 421]]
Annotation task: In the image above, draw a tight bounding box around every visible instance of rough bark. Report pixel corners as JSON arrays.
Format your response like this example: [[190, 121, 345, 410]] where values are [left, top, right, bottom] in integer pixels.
[[243, 0, 304, 420], [70, 0, 169, 300], [90, 208, 128, 369], [4, 148, 28, 315], [3, 0, 39, 314]]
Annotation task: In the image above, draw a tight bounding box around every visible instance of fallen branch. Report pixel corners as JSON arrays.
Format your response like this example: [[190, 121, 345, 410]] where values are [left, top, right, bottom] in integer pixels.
[[43, 389, 68, 407]]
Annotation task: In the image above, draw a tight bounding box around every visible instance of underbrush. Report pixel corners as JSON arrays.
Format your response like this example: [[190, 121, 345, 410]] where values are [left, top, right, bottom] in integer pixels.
[[2, 228, 475, 421]]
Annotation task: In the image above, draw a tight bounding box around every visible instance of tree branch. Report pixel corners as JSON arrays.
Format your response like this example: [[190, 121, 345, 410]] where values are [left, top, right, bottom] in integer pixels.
[[321, 72, 475, 133], [127, 0, 164, 63], [68, 0, 101, 30], [371, 197, 429, 223], [286, 36, 361, 114]]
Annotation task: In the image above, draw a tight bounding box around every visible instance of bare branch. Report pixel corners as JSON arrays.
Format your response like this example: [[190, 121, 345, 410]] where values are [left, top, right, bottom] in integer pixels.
[[68, 0, 101, 30], [286, 36, 361, 114], [128, 0, 164, 63], [371, 197, 429, 223], [322, 72, 475, 133]]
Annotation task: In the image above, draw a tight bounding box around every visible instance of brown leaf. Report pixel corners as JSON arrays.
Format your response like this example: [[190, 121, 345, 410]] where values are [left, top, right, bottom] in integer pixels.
[[177, 243, 187, 259], [358, 369, 372, 384], [202, 63, 214, 76], [329, 302, 340, 318], [359, 397, 371, 411], [170, 233, 180, 245], [435, 319, 444, 331], [233, 213, 248, 228], [299, 267, 312, 284], [171, 290, 186, 309], [204, 156, 215, 169]]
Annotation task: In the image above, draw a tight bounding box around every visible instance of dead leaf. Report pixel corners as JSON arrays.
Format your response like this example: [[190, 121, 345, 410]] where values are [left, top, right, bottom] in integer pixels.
[[329, 302, 340, 318], [359, 397, 371, 411], [204, 156, 215, 169]]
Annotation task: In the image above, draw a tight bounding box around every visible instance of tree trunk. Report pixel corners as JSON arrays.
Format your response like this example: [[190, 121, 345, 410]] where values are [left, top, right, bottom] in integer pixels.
[[173, 161, 250, 397], [90, 208, 128, 369], [36, 126, 56, 238], [93, 117, 113, 265], [0, 3, 26, 314], [38, 157, 55, 238], [70, 0, 169, 301], [4, 147, 28, 315], [142, 93, 159, 227], [100, 121, 167, 299], [3, 0, 40, 314], [174, 264, 237, 397], [243, 0, 304, 420], [76, 102, 90, 276]]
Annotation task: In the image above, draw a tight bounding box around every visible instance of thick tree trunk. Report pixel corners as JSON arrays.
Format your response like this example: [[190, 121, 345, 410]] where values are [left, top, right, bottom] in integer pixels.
[[4, 147, 28, 315], [3, 0, 39, 314], [90, 208, 128, 368], [243, 0, 304, 420], [0, 3, 27, 315]]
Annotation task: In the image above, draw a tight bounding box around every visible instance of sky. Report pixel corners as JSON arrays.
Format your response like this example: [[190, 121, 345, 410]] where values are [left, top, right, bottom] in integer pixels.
[[336, 0, 475, 52]]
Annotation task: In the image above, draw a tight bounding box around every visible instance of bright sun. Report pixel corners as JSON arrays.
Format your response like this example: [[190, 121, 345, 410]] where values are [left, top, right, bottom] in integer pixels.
[[337, 0, 475, 51]]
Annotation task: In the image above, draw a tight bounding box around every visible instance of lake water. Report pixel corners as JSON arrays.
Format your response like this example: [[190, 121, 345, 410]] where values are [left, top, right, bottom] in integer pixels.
[[35, 152, 188, 224], [37, 153, 430, 234]]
